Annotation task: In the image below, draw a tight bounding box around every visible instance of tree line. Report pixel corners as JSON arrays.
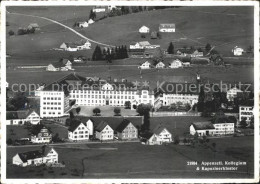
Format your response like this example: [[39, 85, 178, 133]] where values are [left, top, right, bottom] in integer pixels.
[[92, 45, 128, 62]]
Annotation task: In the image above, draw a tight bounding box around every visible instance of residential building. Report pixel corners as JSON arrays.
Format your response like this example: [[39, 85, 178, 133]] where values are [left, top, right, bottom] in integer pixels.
[[142, 132, 162, 145], [116, 119, 138, 140], [190, 50, 204, 57], [190, 122, 215, 136], [232, 46, 244, 56], [226, 86, 243, 101], [152, 124, 172, 142], [139, 25, 150, 33], [6, 110, 40, 125], [211, 116, 235, 135], [60, 40, 91, 51], [239, 100, 254, 123], [78, 21, 89, 28], [155, 61, 165, 69], [130, 41, 151, 50], [138, 61, 152, 69], [68, 119, 91, 141], [169, 59, 182, 68], [154, 82, 199, 109], [31, 124, 52, 144], [46, 59, 73, 71], [93, 6, 106, 12], [73, 57, 84, 63], [95, 121, 114, 140], [159, 23, 175, 32], [88, 19, 95, 24], [12, 147, 58, 167], [28, 23, 40, 31]]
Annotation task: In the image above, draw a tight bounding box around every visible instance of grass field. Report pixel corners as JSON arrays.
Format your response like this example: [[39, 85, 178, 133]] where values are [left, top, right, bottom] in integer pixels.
[[6, 6, 254, 67], [6, 136, 254, 178]]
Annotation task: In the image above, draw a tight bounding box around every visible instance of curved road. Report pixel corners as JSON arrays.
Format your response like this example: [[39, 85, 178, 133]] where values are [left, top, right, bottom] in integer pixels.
[[7, 10, 115, 48]]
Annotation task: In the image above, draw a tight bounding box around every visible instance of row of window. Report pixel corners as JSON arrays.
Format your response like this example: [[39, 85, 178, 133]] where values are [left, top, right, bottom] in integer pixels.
[[43, 97, 62, 100], [43, 102, 62, 105], [42, 112, 61, 115], [72, 94, 135, 100], [43, 107, 61, 110], [71, 90, 137, 94]]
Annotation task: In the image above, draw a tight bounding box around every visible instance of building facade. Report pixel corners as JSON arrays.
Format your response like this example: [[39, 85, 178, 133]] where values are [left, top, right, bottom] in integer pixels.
[[159, 24, 175, 32], [6, 110, 40, 125], [169, 59, 182, 68], [95, 121, 114, 141], [116, 119, 138, 140], [68, 120, 91, 141], [139, 25, 150, 33], [31, 125, 52, 144]]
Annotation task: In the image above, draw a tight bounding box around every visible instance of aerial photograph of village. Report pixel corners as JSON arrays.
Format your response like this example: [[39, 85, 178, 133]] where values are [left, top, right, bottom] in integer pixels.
[[3, 4, 256, 180]]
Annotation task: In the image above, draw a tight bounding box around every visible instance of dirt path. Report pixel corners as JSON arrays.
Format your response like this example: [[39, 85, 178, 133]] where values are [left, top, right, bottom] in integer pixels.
[[7, 10, 115, 48]]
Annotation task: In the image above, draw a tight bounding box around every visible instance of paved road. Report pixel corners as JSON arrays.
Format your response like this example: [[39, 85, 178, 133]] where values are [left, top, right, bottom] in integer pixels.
[[7, 10, 115, 48]]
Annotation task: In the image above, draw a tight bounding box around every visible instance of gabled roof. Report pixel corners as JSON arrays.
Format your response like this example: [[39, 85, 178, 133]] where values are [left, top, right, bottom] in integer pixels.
[[212, 116, 237, 124], [43, 147, 56, 156], [152, 124, 170, 135], [141, 132, 154, 139], [6, 109, 38, 120], [17, 150, 43, 163], [140, 25, 149, 29], [68, 119, 86, 132], [191, 122, 215, 130], [138, 41, 151, 47], [95, 121, 111, 132], [31, 124, 51, 136], [116, 119, 136, 133], [240, 99, 254, 107]]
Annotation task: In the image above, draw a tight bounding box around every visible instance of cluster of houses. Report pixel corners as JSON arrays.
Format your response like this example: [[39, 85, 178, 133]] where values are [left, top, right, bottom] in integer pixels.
[[138, 59, 190, 69], [139, 24, 175, 34], [59, 40, 91, 52]]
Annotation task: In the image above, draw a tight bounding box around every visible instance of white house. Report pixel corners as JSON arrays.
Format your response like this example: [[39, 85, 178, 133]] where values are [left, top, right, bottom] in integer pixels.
[[138, 61, 152, 69], [190, 122, 215, 136], [190, 50, 204, 58], [232, 46, 244, 56], [95, 121, 114, 141], [60, 40, 91, 51], [142, 132, 163, 145], [212, 116, 235, 136], [130, 41, 151, 50], [169, 59, 182, 68], [88, 19, 95, 24], [116, 119, 138, 140], [226, 86, 243, 101], [159, 24, 175, 32], [239, 100, 254, 123], [139, 25, 150, 33], [152, 125, 172, 143], [12, 147, 58, 167], [68, 120, 91, 141], [31, 125, 52, 144], [6, 110, 40, 125], [46, 59, 73, 72], [93, 6, 106, 12], [78, 21, 89, 28], [155, 61, 165, 69]]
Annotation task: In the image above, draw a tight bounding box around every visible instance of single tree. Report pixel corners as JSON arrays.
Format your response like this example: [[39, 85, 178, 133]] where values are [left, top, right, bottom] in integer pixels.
[[69, 111, 75, 119], [174, 135, 180, 144], [76, 107, 81, 114], [124, 101, 131, 109], [8, 30, 15, 36], [167, 42, 174, 54], [240, 118, 248, 128], [114, 107, 121, 116], [7, 138, 13, 145], [205, 43, 212, 53], [93, 108, 101, 116]]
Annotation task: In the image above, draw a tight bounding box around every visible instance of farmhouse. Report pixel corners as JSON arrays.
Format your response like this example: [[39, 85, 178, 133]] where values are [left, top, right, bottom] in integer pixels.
[[190, 50, 204, 57], [152, 124, 172, 143], [6, 110, 40, 125], [154, 82, 199, 109], [239, 100, 254, 123], [130, 41, 151, 49], [95, 121, 114, 141], [155, 61, 165, 69], [142, 132, 162, 145], [169, 59, 182, 68], [190, 122, 215, 136], [78, 21, 89, 28], [31, 124, 52, 144], [46, 59, 73, 71], [60, 40, 91, 51], [12, 147, 58, 167], [28, 23, 40, 31], [159, 24, 175, 32], [232, 46, 244, 56], [68, 119, 92, 141], [226, 86, 243, 101], [138, 61, 152, 69], [93, 6, 106, 12], [139, 25, 150, 33], [116, 119, 138, 140], [88, 19, 95, 24]]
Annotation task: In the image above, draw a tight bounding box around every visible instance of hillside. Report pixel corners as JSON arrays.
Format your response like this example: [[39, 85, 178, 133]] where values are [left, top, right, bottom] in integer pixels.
[[6, 6, 254, 65]]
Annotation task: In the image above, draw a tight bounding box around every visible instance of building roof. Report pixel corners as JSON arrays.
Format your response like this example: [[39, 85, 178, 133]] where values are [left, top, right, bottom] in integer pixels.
[[6, 109, 38, 120], [240, 99, 254, 107], [95, 121, 110, 132], [31, 124, 51, 136], [68, 119, 85, 132], [116, 119, 135, 133], [212, 116, 237, 124], [141, 132, 154, 139], [138, 41, 151, 47], [159, 23, 175, 29], [152, 124, 169, 135], [17, 147, 55, 163], [191, 122, 215, 130]]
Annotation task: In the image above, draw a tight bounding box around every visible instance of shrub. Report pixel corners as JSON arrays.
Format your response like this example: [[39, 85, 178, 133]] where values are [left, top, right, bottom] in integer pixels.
[[8, 30, 15, 36]]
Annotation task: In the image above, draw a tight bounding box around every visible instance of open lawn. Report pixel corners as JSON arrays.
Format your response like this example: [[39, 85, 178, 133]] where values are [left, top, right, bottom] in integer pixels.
[[6, 136, 254, 178]]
